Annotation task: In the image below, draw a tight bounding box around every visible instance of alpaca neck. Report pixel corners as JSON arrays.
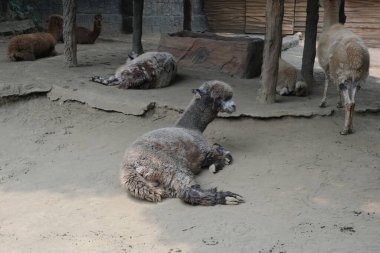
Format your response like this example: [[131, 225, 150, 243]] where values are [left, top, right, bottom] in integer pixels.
[[92, 21, 101, 39], [323, 0, 339, 30], [175, 98, 218, 133]]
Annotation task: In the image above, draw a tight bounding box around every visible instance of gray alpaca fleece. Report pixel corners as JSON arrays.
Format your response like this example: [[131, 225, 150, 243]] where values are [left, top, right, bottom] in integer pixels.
[[91, 52, 177, 89], [120, 80, 243, 206]]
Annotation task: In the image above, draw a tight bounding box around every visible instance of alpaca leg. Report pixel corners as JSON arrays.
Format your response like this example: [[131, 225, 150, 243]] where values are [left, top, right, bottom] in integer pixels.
[[348, 86, 358, 132], [319, 74, 330, 107], [168, 171, 244, 205], [179, 184, 244, 206], [340, 87, 353, 135], [91, 75, 120, 86], [22, 53, 35, 61], [204, 143, 233, 174], [337, 89, 344, 108], [21, 49, 36, 61]]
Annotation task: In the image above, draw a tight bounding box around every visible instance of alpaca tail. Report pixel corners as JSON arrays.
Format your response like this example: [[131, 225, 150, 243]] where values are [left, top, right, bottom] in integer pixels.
[[90, 75, 121, 86], [120, 165, 164, 202]]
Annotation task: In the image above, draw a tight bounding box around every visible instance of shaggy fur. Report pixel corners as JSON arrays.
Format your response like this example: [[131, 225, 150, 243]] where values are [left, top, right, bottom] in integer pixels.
[[76, 14, 103, 44], [47, 14, 64, 42], [7, 32, 57, 61], [120, 80, 243, 206], [91, 52, 177, 89], [318, 0, 370, 135], [277, 58, 307, 96]]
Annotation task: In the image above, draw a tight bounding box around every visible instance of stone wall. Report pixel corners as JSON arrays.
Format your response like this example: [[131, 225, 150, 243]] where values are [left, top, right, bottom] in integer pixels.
[[142, 0, 207, 33], [29, 0, 207, 36]]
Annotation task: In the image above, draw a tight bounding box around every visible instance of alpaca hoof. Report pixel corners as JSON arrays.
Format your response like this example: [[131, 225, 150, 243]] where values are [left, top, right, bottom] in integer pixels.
[[336, 102, 343, 108], [340, 129, 353, 135], [224, 153, 233, 165], [209, 164, 217, 174], [319, 101, 327, 108], [223, 192, 245, 205]]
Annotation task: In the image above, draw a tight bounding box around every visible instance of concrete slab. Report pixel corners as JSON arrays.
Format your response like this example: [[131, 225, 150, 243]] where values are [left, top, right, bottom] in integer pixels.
[[1, 34, 380, 118]]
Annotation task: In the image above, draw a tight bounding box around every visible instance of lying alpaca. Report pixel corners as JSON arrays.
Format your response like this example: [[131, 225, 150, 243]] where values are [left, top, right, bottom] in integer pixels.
[[277, 58, 307, 96], [91, 52, 177, 89], [76, 14, 103, 44], [120, 80, 243, 205], [47, 14, 64, 42], [8, 33, 57, 61]]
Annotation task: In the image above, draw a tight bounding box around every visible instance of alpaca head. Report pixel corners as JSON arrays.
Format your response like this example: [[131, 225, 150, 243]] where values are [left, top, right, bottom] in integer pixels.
[[192, 80, 236, 114], [94, 14, 103, 25], [126, 51, 139, 63]]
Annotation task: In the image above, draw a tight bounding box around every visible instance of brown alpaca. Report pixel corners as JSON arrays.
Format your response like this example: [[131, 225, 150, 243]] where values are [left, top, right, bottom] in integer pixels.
[[76, 14, 103, 44], [7, 33, 57, 61], [47, 14, 64, 42]]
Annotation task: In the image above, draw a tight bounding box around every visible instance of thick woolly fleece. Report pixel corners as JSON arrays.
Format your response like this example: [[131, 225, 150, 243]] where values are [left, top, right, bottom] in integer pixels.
[[120, 81, 243, 206]]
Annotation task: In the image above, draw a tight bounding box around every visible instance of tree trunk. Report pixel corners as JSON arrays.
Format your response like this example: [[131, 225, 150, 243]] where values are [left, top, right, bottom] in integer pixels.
[[62, 0, 77, 67], [257, 0, 284, 104], [132, 0, 144, 54], [301, 0, 319, 90], [339, 0, 346, 24], [183, 0, 192, 31]]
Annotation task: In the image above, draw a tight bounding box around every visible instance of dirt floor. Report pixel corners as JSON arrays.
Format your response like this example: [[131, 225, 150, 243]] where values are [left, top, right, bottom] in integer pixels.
[[0, 34, 380, 253]]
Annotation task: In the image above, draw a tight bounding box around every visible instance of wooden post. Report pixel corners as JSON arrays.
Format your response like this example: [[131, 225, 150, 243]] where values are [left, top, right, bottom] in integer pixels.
[[132, 0, 144, 54], [62, 0, 77, 67], [258, 0, 284, 104], [339, 0, 346, 24], [183, 0, 192, 31], [301, 0, 319, 89]]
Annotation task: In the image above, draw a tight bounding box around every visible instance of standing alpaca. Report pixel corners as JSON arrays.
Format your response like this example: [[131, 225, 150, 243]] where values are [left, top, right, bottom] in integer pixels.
[[91, 52, 177, 89], [318, 0, 370, 135], [120, 80, 244, 206], [76, 14, 103, 44], [7, 33, 57, 61]]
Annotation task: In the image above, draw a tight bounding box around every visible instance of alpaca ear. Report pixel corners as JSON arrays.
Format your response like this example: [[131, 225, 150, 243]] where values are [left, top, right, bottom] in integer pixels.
[[192, 89, 202, 99]]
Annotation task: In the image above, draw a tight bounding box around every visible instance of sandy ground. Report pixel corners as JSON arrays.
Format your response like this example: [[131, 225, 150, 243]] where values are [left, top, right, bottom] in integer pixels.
[[0, 96, 379, 253], [0, 34, 380, 253]]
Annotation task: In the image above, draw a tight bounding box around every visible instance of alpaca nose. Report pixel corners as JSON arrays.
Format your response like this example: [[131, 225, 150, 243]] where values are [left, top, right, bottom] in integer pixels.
[[222, 100, 236, 113]]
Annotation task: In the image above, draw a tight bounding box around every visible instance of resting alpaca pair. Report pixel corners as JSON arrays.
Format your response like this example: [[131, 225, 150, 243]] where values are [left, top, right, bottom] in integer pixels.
[[120, 80, 244, 205], [91, 52, 177, 89], [47, 14, 103, 44], [318, 0, 370, 135]]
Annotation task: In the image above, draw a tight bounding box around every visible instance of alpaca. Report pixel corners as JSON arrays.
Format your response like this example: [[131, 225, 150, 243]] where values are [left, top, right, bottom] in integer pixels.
[[91, 52, 177, 89], [318, 0, 370, 135], [7, 33, 57, 61], [120, 80, 244, 206], [277, 58, 307, 96], [47, 14, 64, 42], [76, 14, 103, 44]]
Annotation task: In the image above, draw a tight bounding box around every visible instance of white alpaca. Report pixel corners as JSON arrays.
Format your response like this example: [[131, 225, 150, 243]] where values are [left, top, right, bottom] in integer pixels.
[[277, 58, 307, 96], [318, 0, 370, 135], [91, 52, 177, 89]]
